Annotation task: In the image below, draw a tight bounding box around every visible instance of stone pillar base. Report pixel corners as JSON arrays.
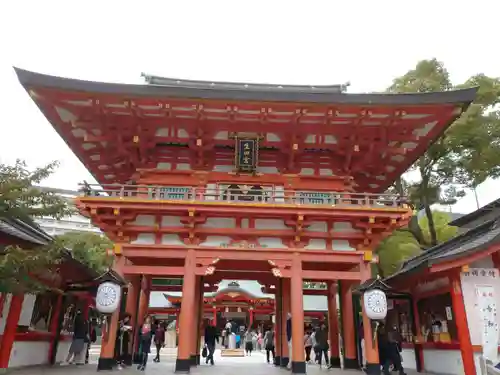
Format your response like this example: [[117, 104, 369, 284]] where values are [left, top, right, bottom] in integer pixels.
[[280, 356, 289, 367], [344, 358, 359, 369], [291, 361, 306, 374], [274, 355, 281, 366], [330, 356, 341, 368], [97, 357, 116, 371], [175, 358, 191, 373], [365, 362, 381, 375]]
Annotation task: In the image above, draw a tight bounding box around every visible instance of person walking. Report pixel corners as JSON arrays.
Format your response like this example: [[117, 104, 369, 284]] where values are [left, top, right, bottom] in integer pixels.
[[137, 316, 154, 371], [204, 319, 219, 365], [383, 325, 407, 375], [153, 320, 166, 363], [304, 331, 313, 363], [244, 330, 254, 356], [314, 324, 329, 368], [61, 309, 88, 366], [85, 318, 97, 364], [263, 328, 275, 363], [310, 328, 319, 363]]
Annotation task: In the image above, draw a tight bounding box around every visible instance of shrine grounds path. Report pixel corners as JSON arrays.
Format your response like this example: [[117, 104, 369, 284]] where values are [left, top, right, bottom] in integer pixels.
[[6, 346, 435, 375]]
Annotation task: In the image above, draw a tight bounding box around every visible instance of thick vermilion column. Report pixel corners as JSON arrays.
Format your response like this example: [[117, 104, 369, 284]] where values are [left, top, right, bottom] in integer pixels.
[[125, 276, 140, 356], [340, 281, 358, 369], [175, 250, 196, 373], [280, 278, 291, 367], [213, 307, 217, 326], [290, 257, 305, 374], [0, 294, 24, 368], [274, 280, 282, 366], [360, 262, 381, 375], [190, 276, 200, 366], [98, 309, 121, 370], [327, 282, 341, 368], [249, 308, 254, 328], [450, 275, 475, 375], [97, 257, 125, 370], [48, 294, 63, 364], [193, 276, 204, 366]]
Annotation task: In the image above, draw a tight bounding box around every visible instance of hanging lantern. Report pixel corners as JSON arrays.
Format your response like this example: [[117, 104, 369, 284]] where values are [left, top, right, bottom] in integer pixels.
[[95, 282, 122, 314], [363, 289, 388, 321]]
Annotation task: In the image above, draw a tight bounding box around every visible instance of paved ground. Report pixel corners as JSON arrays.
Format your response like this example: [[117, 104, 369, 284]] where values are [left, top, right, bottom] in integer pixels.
[[5, 346, 429, 375]]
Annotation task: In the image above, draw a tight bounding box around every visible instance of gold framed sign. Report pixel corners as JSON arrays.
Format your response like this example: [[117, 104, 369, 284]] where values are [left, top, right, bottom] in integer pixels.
[[234, 137, 259, 172]]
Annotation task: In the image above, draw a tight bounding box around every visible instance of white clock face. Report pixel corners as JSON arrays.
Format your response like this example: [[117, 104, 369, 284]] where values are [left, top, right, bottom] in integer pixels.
[[96, 282, 121, 314], [367, 291, 386, 313], [97, 284, 117, 306], [363, 289, 388, 320]]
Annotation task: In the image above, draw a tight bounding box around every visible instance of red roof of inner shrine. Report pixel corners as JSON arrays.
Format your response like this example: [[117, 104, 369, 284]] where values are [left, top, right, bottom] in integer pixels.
[[15, 68, 477, 192]]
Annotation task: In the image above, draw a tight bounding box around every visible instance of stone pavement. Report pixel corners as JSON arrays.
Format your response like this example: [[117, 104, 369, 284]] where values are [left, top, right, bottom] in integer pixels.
[[6, 347, 430, 375]]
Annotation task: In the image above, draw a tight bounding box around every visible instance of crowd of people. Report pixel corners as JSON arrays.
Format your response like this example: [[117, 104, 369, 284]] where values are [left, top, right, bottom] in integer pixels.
[[58, 311, 407, 374], [114, 314, 167, 371]]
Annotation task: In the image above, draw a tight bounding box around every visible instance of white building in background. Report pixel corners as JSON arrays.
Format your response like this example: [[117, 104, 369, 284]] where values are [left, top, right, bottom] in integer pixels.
[[34, 187, 101, 236]]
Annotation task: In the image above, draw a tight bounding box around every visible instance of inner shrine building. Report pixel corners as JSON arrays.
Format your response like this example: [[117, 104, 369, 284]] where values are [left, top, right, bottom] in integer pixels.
[[15, 67, 477, 374]]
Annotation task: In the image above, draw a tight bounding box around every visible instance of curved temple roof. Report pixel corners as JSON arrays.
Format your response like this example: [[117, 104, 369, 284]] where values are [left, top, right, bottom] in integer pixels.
[[14, 68, 478, 191], [15, 67, 477, 105]]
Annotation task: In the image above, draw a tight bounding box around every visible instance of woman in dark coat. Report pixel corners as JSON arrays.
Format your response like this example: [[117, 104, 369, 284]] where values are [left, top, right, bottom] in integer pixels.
[[314, 324, 329, 368], [137, 316, 154, 371], [153, 320, 166, 362]]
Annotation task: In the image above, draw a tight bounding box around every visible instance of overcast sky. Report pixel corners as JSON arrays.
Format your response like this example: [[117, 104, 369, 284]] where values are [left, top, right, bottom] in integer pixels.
[[1, 0, 499, 214]]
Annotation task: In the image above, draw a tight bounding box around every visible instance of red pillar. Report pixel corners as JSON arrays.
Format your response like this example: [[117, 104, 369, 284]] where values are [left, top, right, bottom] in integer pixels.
[[290, 257, 305, 374], [212, 307, 217, 326], [340, 281, 357, 369], [175, 250, 196, 373], [0, 294, 24, 368], [450, 275, 475, 375], [327, 282, 340, 368], [48, 294, 64, 363], [274, 281, 282, 366], [249, 308, 254, 328], [281, 278, 291, 367]]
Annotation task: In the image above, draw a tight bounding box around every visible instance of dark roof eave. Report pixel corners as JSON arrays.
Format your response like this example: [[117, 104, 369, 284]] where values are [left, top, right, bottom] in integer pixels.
[[384, 263, 429, 284], [14, 67, 479, 105], [0, 217, 53, 245], [449, 198, 500, 227]]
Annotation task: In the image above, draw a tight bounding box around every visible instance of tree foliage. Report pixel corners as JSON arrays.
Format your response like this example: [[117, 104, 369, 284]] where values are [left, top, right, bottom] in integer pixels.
[[376, 211, 457, 277], [0, 159, 74, 221], [387, 59, 500, 246], [0, 160, 76, 292], [0, 244, 65, 293], [55, 231, 113, 273]]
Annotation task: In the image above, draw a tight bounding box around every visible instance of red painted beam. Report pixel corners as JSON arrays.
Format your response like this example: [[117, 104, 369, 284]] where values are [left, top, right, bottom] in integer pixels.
[[122, 245, 365, 264], [281, 269, 361, 281], [122, 265, 187, 276]]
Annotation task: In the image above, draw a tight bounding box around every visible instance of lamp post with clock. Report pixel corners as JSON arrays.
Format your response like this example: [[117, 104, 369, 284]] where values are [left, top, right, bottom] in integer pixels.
[[356, 277, 391, 375]]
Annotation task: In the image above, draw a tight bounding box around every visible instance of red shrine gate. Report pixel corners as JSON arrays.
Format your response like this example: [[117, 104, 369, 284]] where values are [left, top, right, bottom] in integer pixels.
[[15, 68, 476, 374]]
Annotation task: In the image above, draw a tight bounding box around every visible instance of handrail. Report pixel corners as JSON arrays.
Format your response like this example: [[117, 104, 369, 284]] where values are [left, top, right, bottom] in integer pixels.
[[77, 184, 408, 208]]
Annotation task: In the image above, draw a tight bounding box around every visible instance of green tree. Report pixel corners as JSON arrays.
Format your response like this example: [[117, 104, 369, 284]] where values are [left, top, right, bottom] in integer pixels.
[[0, 160, 73, 221], [388, 59, 500, 246], [0, 160, 72, 292], [55, 231, 113, 273], [376, 211, 457, 277]]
